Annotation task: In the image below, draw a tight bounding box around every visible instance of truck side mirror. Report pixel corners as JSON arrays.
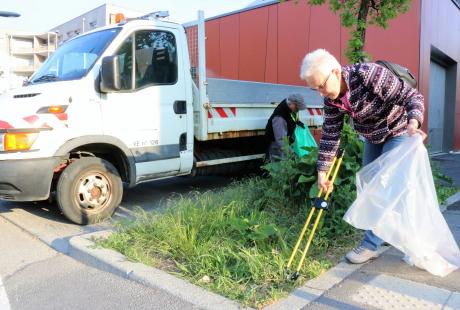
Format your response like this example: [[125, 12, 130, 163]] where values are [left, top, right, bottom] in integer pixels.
[[100, 55, 122, 92]]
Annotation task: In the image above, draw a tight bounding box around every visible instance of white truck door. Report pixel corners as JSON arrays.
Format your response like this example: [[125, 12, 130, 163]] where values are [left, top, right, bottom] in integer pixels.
[[101, 29, 187, 181]]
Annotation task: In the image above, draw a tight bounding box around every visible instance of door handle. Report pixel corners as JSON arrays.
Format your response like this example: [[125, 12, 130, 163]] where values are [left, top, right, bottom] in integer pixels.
[[174, 100, 186, 114]]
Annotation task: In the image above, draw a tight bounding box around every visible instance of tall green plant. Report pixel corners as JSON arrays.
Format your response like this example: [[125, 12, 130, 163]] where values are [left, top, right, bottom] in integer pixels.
[[261, 122, 363, 238]]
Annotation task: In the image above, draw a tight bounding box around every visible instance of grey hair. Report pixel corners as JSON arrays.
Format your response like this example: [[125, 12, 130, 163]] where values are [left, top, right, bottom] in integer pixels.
[[287, 93, 304, 105], [299, 49, 341, 82]]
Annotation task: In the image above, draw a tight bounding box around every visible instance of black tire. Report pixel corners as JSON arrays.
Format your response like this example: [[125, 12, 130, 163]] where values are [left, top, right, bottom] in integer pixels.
[[56, 157, 122, 225]]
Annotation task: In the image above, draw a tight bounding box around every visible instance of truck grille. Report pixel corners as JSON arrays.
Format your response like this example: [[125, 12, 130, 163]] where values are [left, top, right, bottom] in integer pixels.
[[13, 93, 41, 98]]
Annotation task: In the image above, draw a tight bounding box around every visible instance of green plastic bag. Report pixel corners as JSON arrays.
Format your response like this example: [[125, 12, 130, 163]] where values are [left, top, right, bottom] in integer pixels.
[[291, 113, 318, 157]]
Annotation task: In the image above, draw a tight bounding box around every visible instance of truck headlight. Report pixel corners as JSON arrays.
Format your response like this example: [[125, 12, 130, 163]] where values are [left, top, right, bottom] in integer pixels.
[[1, 132, 38, 151]]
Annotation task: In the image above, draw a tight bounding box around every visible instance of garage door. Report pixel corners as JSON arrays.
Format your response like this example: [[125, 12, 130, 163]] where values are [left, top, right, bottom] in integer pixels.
[[428, 60, 447, 153]]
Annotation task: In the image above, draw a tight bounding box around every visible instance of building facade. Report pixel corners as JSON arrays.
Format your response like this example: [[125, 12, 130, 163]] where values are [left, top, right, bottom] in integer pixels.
[[189, 0, 460, 152], [0, 31, 57, 92]]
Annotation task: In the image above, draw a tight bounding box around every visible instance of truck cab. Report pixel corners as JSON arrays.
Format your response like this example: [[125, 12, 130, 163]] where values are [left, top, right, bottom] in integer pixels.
[[0, 17, 194, 224]]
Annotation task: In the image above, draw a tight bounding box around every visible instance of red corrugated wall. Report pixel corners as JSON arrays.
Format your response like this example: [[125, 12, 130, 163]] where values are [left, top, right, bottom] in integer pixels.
[[192, 0, 460, 150], [202, 0, 420, 87], [198, 0, 422, 145]]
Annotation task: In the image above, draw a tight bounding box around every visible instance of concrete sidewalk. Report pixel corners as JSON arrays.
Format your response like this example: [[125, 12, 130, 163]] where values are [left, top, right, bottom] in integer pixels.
[[302, 153, 460, 310]]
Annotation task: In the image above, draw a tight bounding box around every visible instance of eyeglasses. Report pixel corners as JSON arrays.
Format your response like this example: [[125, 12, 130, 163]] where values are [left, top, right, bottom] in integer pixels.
[[318, 71, 332, 90], [310, 71, 332, 91]]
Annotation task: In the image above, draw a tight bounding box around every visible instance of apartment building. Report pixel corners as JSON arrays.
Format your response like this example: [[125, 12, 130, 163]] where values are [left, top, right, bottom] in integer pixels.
[[0, 30, 57, 92]]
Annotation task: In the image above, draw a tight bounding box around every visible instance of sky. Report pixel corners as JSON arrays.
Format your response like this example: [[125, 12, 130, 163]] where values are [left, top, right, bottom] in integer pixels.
[[0, 0, 256, 32]]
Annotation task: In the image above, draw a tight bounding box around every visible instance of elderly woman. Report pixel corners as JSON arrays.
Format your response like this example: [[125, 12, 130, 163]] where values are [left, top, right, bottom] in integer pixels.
[[299, 49, 425, 264], [265, 94, 306, 161]]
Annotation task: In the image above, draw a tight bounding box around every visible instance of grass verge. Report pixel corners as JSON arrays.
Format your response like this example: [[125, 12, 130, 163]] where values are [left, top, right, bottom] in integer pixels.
[[101, 177, 359, 308]]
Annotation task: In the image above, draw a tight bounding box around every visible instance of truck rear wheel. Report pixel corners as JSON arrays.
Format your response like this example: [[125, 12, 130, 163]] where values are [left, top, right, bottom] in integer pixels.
[[56, 157, 122, 225]]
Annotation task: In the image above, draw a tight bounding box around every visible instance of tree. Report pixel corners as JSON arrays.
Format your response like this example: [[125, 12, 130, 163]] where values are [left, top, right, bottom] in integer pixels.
[[301, 0, 411, 63]]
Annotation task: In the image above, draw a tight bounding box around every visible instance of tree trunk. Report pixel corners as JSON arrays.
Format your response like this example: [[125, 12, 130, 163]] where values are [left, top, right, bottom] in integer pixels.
[[355, 0, 371, 61]]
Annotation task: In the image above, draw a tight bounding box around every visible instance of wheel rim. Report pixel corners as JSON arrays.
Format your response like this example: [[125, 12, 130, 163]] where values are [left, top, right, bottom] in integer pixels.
[[76, 171, 112, 211]]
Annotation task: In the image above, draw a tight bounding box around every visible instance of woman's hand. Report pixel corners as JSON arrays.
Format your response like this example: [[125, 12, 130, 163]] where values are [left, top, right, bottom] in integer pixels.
[[407, 119, 419, 136], [407, 119, 427, 141], [318, 171, 333, 193]]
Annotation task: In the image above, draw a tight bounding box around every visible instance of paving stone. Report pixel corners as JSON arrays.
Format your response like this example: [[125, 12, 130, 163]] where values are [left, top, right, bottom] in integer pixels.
[[304, 262, 362, 291], [351, 274, 451, 310], [265, 286, 322, 310]]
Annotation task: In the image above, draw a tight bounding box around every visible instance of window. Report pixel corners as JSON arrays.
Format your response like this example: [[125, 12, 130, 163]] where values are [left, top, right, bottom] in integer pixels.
[[114, 30, 177, 91], [30, 28, 120, 84], [115, 36, 134, 90]]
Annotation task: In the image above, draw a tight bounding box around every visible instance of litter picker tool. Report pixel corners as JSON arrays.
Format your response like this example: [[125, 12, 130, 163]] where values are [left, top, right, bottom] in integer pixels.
[[286, 149, 345, 281]]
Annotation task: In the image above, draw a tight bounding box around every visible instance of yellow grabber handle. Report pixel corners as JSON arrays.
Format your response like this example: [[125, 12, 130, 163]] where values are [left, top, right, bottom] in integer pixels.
[[286, 149, 345, 277]]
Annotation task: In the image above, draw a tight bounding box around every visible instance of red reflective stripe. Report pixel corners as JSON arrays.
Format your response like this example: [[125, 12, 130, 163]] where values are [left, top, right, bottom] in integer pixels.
[[208, 111, 212, 118], [315, 108, 321, 115], [307, 108, 314, 115], [215, 108, 227, 118], [0, 120, 13, 129], [55, 113, 68, 121], [23, 115, 39, 124], [23, 115, 51, 128], [230, 107, 236, 116]]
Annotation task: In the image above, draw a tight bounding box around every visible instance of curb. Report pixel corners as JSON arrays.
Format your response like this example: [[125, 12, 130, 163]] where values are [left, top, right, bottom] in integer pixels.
[[440, 191, 460, 212], [68, 230, 248, 310], [68, 230, 389, 310]]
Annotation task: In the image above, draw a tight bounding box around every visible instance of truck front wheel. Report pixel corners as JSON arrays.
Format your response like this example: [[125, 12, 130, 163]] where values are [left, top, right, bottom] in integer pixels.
[[56, 157, 122, 225]]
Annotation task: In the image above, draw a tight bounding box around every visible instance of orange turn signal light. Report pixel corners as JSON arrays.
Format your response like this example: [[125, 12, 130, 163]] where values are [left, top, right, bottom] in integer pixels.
[[115, 13, 125, 23], [4, 132, 38, 151], [48, 106, 64, 114]]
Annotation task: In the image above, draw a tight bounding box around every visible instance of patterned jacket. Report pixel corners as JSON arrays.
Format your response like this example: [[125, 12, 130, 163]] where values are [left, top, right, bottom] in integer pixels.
[[318, 62, 425, 172]]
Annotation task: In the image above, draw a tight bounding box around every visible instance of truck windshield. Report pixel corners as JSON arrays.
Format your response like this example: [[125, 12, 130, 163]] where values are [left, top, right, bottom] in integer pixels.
[[29, 28, 121, 85]]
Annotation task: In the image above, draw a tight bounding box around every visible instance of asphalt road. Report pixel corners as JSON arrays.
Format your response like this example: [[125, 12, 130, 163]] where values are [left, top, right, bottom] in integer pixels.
[[0, 175, 232, 310]]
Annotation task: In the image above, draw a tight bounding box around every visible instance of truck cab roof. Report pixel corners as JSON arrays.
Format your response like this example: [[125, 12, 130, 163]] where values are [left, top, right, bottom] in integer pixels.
[[66, 17, 184, 44]]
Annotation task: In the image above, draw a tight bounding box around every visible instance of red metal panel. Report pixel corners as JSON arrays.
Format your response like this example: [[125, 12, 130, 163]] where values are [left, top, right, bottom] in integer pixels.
[[205, 19, 221, 78], [265, 5, 278, 83], [364, 0, 421, 79], [219, 14, 239, 79], [277, 1, 310, 85], [308, 5, 341, 62], [238, 7, 269, 82], [198, 0, 459, 148]]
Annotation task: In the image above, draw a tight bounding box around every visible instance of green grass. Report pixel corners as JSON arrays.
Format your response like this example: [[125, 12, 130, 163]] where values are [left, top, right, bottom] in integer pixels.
[[101, 178, 359, 308], [436, 183, 459, 205], [431, 160, 460, 205]]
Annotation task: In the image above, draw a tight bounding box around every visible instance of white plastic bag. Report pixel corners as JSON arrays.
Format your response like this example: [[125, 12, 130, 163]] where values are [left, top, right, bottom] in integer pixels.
[[343, 134, 460, 276]]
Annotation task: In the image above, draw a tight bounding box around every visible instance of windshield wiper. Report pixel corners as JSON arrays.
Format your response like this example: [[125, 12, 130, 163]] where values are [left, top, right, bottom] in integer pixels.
[[31, 74, 58, 84]]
